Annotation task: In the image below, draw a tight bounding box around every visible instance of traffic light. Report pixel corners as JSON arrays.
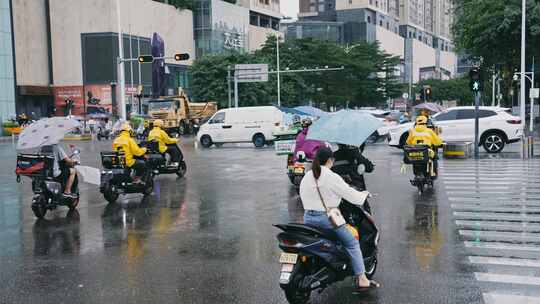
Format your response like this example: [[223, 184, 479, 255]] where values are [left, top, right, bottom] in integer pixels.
[[424, 85, 432, 101], [138, 55, 154, 63], [469, 67, 483, 92], [174, 53, 190, 61]]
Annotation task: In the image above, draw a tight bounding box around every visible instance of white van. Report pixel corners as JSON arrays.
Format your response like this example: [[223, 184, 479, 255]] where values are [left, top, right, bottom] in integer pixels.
[[197, 106, 283, 148]]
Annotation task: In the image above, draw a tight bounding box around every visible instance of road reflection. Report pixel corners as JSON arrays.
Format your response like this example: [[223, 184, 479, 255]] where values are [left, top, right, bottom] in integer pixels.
[[33, 210, 81, 257]]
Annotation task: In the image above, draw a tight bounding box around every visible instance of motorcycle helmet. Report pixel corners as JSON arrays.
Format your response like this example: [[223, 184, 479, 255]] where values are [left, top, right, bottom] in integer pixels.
[[153, 119, 164, 128], [301, 118, 312, 128], [120, 122, 136, 137], [416, 116, 428, 125]]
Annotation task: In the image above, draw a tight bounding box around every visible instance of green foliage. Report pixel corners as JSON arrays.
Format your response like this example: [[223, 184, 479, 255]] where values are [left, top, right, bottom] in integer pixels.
[[452, 0, 540, 105], [168, 0, 193, 10], [189, 37, 404, 109], [2, 121, 19, 128], [415, 77, 493, 106]]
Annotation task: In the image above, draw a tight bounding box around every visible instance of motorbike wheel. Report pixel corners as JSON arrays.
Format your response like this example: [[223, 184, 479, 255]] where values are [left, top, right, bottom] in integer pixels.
[[176, 162, 187, 178], [365, 258, 378, 280], [31, 195, 48, 219], [417, 182, 425, 194], [283, 283, 311, 304], [104, 187, 119, 204], [143, 179, 154, 196], [68, 197, 79, 211]]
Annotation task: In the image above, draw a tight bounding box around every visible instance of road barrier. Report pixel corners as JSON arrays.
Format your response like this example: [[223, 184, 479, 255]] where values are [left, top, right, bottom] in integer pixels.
[[444, 142, 473, 159]]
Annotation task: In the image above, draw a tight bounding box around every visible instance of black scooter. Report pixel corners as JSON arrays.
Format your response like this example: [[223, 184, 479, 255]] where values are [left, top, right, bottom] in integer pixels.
[[99, 151, 154, 203], [143, 141, 187, 178], [16, 148, 81, 218], [275, 200, 379, 304]]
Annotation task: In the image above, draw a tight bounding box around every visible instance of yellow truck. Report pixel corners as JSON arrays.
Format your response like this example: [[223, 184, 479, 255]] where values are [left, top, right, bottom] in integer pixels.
[[147, 92, 218, 135]]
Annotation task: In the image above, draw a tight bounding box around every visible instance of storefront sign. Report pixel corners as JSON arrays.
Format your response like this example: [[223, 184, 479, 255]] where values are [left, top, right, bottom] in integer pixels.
[[224, 32, 244, 49]]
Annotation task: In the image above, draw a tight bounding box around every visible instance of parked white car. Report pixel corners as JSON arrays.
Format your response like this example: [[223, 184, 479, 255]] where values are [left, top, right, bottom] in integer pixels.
[[387, 106, 523, 153], [197, 106, 283, 148]]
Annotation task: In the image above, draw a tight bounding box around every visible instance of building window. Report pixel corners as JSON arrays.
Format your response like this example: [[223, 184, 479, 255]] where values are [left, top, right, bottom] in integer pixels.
[[379, 20, 383, 26], [319, 4, 325, 11], [367, 16, 371, 23]]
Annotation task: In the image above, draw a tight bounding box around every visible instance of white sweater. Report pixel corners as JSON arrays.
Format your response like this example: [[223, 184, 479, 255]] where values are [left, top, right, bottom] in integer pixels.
[[299, 166, 369, 212]]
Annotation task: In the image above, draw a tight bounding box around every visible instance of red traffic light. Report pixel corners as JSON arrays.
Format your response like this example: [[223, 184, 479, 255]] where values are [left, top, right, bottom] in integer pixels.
[[174, 53, 190, 61]]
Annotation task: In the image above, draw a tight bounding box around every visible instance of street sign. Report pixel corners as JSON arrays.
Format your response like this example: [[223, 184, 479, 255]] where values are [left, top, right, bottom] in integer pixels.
[[531, 88, 539, 99], [402, 93, 409, 100], [235, 64, 269, 83]]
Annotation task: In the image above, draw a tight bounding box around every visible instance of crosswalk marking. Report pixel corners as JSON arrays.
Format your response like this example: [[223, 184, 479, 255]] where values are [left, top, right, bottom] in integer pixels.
[[443, 158, 540, 303], [475, 273, 540, 286], [456, 220, 540, 232], [460, 230, 540, 242], [469, 256, 540, 268], [451, 204, 540, 213], [465, 241, 540, 252], [454, 212, 540, 222], [483, 293, 540, 304]]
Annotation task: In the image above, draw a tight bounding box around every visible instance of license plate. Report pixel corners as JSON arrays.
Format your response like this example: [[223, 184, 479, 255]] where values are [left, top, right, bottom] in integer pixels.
[[279, 272, 292, 284], [279, 253, 298, 264], [294, 167, 304, 174], [281, 264, 294, 272]]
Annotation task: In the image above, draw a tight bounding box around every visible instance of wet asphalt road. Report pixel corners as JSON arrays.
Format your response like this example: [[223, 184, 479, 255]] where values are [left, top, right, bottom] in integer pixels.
[[0, 138, 529, 304]]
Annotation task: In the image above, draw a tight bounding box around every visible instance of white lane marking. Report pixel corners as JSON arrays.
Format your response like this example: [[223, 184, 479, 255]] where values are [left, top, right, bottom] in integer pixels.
[[469, 256, 540, 268], [445, 186, 540, 191], [451, 204, 540, 213], [454, 212, 540, 222], [465, 241, 540, 252], [447, 191, 540, 197], [449, 197, 540, 203], [460, 230, 540, 242], [483, 293, 540, 304], [456, 220, 540, 232], [475, 273, 540, 286]]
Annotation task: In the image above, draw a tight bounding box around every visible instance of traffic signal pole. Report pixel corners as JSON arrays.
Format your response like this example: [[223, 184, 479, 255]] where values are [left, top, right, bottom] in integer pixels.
[[115, 0, 126, 121], [474, 91, 481, 158]]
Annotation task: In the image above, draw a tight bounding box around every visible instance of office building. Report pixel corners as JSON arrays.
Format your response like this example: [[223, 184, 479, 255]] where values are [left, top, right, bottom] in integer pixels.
[[193, 0, 282, 58], [12, 0, 194, 117], [0, 0, 16, 131]]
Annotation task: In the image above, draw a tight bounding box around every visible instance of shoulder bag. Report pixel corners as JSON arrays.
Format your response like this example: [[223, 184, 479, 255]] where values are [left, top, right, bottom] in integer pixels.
[[315, 178, 346, 228]]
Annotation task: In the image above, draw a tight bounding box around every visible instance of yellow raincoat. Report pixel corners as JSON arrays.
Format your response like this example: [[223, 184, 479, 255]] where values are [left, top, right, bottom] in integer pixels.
[[112, 131, 147, 167], [148, 127, 178, 153]]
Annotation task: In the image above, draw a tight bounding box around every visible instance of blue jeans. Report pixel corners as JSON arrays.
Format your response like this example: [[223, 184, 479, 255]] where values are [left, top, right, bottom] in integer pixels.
[[304, 210, 365, 275]]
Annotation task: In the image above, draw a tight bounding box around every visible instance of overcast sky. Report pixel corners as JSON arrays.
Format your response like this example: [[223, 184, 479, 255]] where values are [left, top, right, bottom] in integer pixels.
[[281, 0, 299, 18]]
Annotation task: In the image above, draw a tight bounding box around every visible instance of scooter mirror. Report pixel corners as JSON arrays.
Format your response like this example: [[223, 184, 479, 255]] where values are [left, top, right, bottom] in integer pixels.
[[72, 149, 81, 155], [357, 164, 366, 175]]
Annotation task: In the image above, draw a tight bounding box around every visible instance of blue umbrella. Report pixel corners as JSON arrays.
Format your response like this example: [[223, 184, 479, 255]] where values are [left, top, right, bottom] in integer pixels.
[[294, 106, 329, 118], [306, 110, 383, 146], [278, 107, 310, 116]]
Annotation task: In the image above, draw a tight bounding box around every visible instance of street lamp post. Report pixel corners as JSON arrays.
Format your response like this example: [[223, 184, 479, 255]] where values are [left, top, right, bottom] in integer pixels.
[[520, 0, 527, 159], [116, 0, 127, 121], [276, 34, 281, 107]]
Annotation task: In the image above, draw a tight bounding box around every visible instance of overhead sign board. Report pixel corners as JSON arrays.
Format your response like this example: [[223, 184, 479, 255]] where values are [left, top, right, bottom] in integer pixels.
[[235, 64, 269, 83], [531, 88, 539, 99]]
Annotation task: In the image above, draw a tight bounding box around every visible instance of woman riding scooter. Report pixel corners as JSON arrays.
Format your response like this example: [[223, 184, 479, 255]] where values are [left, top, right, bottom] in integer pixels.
[[300, 147, 380, 291], [294, 118, 327, 161]]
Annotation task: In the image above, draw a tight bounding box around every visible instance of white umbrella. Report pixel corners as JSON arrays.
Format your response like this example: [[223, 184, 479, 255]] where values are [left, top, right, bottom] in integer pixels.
[[17, 117, 82, 150]]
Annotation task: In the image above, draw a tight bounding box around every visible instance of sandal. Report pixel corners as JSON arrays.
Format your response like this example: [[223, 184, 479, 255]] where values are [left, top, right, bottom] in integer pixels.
[[354, 280, 380, 293]]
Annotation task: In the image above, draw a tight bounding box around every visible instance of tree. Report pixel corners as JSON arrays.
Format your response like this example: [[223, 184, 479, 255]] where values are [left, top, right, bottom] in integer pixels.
[[415, 77, 494, 106], [190, 37, 403, 109], [452, 0, 540, 105]]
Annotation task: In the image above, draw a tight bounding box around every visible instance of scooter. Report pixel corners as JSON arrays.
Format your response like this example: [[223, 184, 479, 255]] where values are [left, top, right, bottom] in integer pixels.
[[287, 151, 312, 189], [99, 150, 154, 203], [16, 147, 81, 218], [403, 145, 435, 193], [275, 199, 379, 304], [144, 141, 187, 178]]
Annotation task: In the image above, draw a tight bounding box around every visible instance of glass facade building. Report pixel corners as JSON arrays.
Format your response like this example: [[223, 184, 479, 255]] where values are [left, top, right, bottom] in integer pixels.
[[0, 0, 16, 131]]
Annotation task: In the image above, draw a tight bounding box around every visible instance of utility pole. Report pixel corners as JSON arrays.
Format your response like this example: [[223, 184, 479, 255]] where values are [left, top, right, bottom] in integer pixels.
[[475, 91, 481, 158], [116, 0, 126, 121], [276, 34, 281, 107], [492, 72, 497, 106], [234, 72, 239, 108], [520, 0, 527, 159], [228, 66, 232, 108], [530, 57, 536, 157]]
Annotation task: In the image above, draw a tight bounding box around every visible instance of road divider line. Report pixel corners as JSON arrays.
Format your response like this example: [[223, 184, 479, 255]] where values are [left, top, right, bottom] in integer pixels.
[[451, 204, 540, 213]]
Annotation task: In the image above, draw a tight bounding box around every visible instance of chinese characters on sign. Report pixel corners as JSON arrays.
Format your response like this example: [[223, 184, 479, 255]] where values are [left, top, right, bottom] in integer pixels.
[[223, 32, 244, 50]]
